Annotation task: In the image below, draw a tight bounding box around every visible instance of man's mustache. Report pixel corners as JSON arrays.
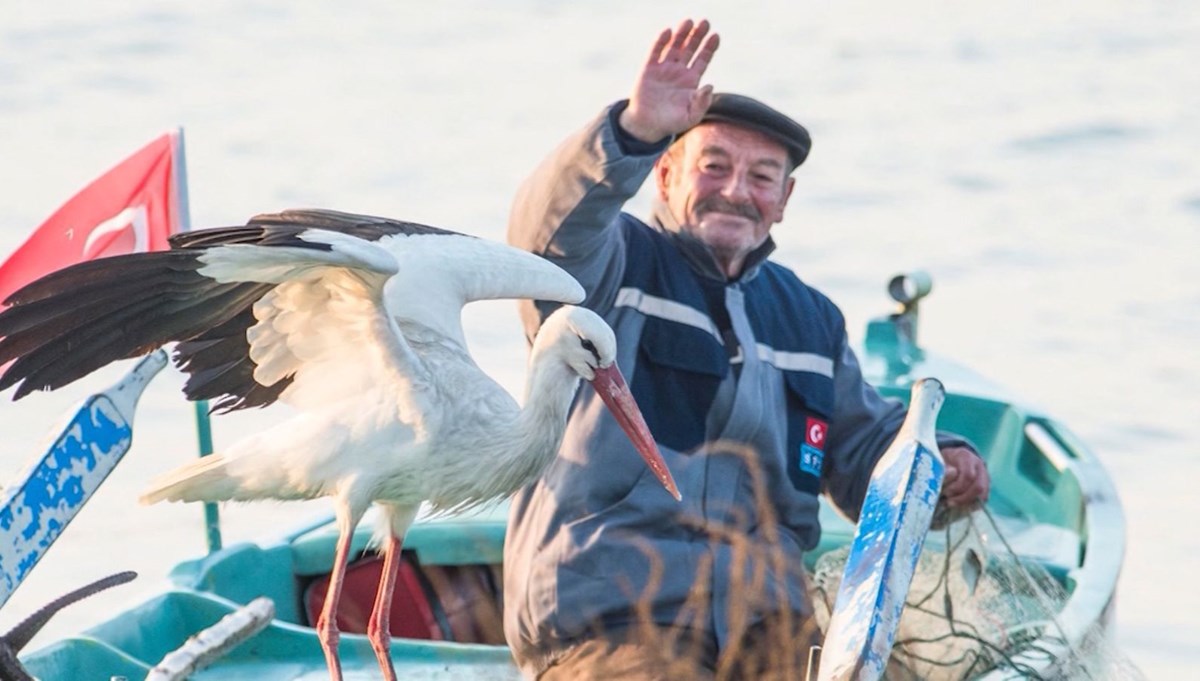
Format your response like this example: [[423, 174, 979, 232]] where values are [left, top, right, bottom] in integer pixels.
[[695, 196, 761, 221]]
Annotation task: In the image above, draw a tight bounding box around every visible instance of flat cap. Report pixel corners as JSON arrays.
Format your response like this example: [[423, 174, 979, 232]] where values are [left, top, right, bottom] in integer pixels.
[[690, 93, 812, 168]]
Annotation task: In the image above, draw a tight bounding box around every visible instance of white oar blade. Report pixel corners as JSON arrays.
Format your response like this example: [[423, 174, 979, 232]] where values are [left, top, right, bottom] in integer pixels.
[[0, 350, 167, 608], [818, 378, 946, 681]]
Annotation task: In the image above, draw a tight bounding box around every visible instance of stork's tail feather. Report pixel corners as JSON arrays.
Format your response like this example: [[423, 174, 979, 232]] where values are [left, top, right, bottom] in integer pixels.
[[140, 454, 238, 504]]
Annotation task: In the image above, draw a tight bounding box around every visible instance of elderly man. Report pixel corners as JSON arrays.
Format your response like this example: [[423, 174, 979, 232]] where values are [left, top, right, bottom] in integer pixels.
[[503, 19, 989, 680]]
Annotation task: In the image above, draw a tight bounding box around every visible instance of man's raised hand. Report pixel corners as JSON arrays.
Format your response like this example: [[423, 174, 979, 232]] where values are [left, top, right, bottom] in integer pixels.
[[619, 18, 720, 144]]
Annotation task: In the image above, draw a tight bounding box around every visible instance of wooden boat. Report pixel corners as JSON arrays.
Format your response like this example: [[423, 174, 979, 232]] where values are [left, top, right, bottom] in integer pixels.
[[14, 272, 1125, 680]]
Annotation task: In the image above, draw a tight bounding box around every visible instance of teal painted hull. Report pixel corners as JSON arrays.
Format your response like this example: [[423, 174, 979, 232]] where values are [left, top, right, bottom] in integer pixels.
[[33, 591, 520, 679]]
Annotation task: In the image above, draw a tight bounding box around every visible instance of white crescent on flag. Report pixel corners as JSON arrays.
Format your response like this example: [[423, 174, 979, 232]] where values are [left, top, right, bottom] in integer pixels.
[[0, 131, 178, 305], [83, 205, 149, 259]]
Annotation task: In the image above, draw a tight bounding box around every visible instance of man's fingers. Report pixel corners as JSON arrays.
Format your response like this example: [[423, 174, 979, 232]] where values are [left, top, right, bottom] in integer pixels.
[[943, 461, 973, 495], [939, 448, 986, 506], [690, 33, 720, 73], [946, 482, 988, 507], [691, 84, 715, 117], [680, 19, 710, 60], [668, 19, 695, 56], [646, 28, 672, 66], [645, 19, 719, 77], [683, 85, 716, 128], [941, 453, 990, 507], [943, 464, 959, 483]]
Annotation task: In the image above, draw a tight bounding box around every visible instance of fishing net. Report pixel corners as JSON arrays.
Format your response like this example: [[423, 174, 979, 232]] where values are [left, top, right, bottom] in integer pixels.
[[810, 509, 1145, 680]]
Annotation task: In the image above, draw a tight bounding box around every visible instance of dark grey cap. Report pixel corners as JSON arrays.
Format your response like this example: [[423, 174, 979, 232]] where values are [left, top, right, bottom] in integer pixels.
[[690, 93, 812, 168]]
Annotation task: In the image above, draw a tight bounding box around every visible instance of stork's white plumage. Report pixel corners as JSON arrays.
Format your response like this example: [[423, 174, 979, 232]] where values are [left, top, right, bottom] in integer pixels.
[[0, 209, 680, 681]]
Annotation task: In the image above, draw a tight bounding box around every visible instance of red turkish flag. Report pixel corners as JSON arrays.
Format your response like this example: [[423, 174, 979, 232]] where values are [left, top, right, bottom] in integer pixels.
[[0, 131, 183, 305]]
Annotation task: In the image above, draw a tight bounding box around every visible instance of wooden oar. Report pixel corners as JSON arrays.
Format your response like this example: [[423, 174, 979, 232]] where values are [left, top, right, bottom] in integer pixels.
[[0, 350, 167, 608], [816, 377, 947, 681]]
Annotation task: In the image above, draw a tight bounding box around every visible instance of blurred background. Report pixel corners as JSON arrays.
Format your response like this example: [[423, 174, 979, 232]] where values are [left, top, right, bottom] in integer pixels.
[[1, 1, 1195, 675]]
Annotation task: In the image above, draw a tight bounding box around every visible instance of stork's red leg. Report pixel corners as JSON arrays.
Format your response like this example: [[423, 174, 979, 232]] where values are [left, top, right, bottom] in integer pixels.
[[366, 505, 417, 681], [316, 507, 362, 681], [366, 532, 403, 681]]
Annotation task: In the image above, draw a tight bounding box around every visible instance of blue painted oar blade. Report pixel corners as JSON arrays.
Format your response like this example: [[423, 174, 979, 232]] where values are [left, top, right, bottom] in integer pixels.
[[818, 378, 946, 681], [0, 350, 168, 609]]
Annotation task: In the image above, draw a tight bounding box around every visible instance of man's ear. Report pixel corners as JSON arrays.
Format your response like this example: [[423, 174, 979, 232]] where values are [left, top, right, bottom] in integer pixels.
[[653, 155, 673, 203], [773, 176, 796, 222]]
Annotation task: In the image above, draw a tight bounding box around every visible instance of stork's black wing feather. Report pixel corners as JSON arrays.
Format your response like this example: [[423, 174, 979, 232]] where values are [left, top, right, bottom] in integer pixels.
[[247, 208, 465, 240], [167, 208, 465, 251], [0, 254, 209, 361], [0, 254, 269, 398], [174, 309, 292, 413], [0, 208, 459, 409]]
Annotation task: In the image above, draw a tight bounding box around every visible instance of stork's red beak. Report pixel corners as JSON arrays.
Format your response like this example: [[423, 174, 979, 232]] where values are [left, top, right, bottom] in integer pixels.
[[590, 365, 682, 501]]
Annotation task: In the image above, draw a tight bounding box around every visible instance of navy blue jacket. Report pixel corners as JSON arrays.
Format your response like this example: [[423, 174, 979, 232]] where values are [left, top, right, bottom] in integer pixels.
[[503, 103, 929, 676]]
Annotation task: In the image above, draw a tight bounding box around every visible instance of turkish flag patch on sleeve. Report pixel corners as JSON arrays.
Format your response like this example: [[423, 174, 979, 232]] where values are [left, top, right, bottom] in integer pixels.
[[799, 416, 828, 477], [805, 417, 827, 450]]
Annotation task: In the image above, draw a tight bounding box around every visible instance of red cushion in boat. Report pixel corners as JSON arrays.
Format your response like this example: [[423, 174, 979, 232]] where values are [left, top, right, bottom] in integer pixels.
[[303, 553, 444, 640]]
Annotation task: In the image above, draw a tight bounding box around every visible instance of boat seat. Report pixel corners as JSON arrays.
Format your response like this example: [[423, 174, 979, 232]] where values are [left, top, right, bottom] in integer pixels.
[[302, 551, 505, 644]]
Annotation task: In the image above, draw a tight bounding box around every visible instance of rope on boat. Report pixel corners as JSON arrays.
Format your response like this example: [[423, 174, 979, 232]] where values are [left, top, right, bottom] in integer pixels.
[[811, 507, 1134, 680], [891, 507, 1092, 679]]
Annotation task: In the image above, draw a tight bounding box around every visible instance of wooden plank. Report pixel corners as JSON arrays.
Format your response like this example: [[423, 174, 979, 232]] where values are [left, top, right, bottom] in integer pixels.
[[146, 597, 275, 681], [817, 378, 946, 681], [0, 350, 168, 608]]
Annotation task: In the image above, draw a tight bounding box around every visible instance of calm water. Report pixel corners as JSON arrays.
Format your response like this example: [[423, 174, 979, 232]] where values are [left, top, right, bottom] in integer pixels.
[[1, 1, 1196, 676]]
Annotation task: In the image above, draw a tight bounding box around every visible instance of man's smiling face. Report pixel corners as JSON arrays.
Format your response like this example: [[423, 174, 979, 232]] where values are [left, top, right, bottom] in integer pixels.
[[656, 121, 795, 277]]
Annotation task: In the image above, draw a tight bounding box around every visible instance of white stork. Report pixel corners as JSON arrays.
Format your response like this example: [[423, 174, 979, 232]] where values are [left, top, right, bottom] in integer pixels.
[[0, 209, 680, 681]]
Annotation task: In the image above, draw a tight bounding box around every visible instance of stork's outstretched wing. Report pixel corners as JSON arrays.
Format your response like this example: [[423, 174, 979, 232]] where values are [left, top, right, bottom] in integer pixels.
[[193, 227, 438, 416], [0, 209, 583, 412], [174, 209, 474, 411]]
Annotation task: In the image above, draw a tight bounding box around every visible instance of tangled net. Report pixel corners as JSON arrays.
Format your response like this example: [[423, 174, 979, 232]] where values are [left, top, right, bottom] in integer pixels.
[[810, 509, 1145, 680]]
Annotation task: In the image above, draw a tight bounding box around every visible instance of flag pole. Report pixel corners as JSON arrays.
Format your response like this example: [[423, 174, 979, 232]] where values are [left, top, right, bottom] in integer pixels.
[[173, 127, 223, 554]]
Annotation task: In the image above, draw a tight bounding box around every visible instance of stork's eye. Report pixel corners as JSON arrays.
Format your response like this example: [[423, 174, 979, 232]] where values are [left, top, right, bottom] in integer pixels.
[[580, 338, 600, 362]]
